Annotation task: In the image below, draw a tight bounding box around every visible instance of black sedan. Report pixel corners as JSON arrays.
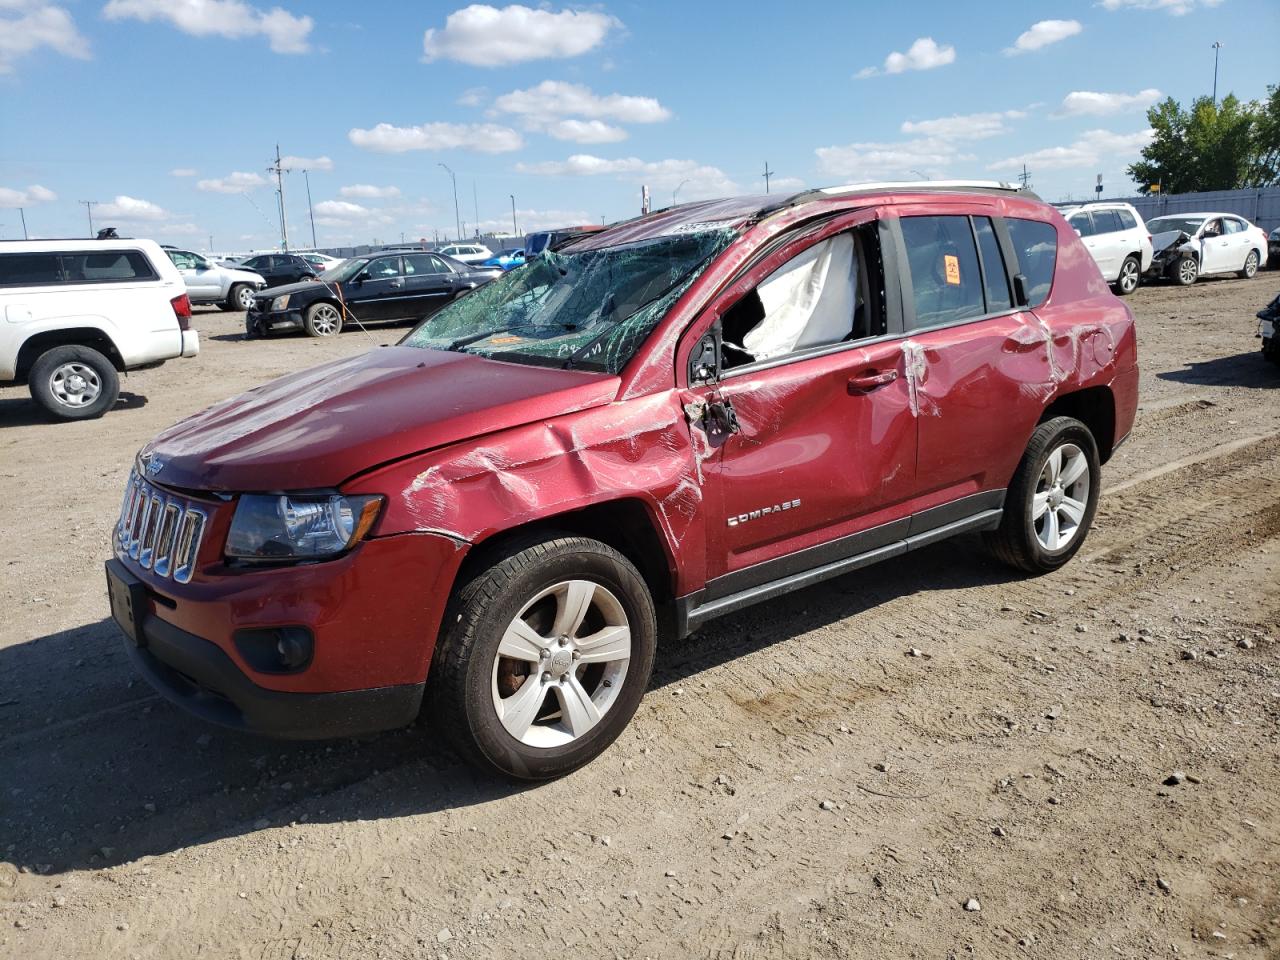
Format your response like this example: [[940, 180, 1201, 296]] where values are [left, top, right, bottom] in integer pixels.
[[239, 253, 319, 287], [245, 251, 501, 338]]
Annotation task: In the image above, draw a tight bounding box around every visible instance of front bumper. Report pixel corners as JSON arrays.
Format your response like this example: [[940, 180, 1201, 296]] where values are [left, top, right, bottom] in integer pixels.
[[247, 306, 305, 333]]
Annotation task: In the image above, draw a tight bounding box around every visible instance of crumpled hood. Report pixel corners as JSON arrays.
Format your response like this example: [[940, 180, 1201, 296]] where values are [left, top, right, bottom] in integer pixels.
[[1151, 229, 1192, 255], [141, 346, 620, 491]]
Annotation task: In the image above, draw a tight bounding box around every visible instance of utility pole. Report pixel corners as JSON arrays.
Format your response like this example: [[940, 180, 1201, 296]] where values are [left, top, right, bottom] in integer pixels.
[[208, 234, 214, 252], [472, 181, 479, 238], [1211, 41, 1223, 105], [1018, 163, 1032, 189], [673, 178, 690, 205], [79, 200, 98, 236], [267, 145, 291, 251], [510, 194, 518, 236], [762, 161, 774, 194], [302, 169, 317, 248], [18, 206, 28, 239], [438, 163, 461, 242]]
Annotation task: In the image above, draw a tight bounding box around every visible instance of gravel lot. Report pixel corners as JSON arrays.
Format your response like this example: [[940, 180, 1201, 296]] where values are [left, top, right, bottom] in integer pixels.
[[2, 276, 1278, 958]]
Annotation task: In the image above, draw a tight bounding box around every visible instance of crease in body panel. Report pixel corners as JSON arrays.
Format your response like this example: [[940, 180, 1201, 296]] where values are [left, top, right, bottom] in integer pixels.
[[900, 339, 938, 418]]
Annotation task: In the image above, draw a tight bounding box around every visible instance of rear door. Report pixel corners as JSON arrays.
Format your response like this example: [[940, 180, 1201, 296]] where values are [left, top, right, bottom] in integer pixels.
[[1089, 209, 1125, 279], [401, 254, 458, 320], [1067, 212, 1107, 279], [890, 208, 1053, 510]]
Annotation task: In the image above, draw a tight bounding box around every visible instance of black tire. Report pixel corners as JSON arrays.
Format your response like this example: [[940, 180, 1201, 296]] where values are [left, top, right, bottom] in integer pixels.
[[244, 313, 261, 340], [28, 345, 120, 421], [226, 283, 254, 311], [303, 301, 343, 337], [1172, 255, 1198, 286], [984, 416, 1101, 574], [1113, 255, 1141, 296], [1238, 250, 1260, 280], [429, 534, 657, 780]]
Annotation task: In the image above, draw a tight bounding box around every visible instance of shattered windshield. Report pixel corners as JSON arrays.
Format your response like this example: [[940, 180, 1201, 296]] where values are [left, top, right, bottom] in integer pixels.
[[401, 228, 736, 373]]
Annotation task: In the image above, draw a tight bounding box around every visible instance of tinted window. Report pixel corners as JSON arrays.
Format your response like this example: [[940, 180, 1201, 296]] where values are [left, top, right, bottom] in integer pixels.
[[367, 257, 402, 278], [61, 251, 156, 282], [1092, 210, 1123, 234], [1005, 218, 1058, 308], [169, 250, 198, 270], [973, 218, 1012, 313], [900, 215, 986, 329], [1068, 213, 1095, 237], [0, 253, 63, 286], [1116, 209, 1138, 230], [243, 256, 267, 269], [404, 254, 449, 275]]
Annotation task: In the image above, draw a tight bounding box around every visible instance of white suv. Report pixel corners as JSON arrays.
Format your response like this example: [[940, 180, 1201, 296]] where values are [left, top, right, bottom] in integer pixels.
[[1059, 202, 1153, 296], [437, 243, 493, 264], [0, 238, 199, 420]]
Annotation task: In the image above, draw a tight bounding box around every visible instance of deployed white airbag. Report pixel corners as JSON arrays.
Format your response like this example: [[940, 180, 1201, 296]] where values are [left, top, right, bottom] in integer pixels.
[[742, 233, 856, 360]]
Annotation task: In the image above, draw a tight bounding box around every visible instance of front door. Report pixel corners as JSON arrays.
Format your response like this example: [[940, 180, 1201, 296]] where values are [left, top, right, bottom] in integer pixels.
[[347, 255, 405, 321], [684, 213, 918, 589], [1199, 218, 1232, 273]]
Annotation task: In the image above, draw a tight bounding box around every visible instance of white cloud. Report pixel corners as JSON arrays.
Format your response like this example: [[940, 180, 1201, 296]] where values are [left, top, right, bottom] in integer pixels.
[[545, 119, 628, 144], [1100, 0, 1225, 14], [196, 171, 267, 193], [1004, 19, 1082, 55], [457, 86, 488, 107], [312, 199, 393, 229], [96, 195, 170, 221], [987, 128, 1155, 172], [102, 0, 313, 54], [348, 121, 522, 154], [422, 4, 619, 67], [0, 184, 57, 207], [471, 208, 593, 234], [280, 154, 332, 171], [493, 80, 670, 124], [857, 37, 955, 78], [313, 200, 370, 218], [170, 167, 198, 177], [816, 137, 973, 181], [339, 184, 401, 199], [1058, 89, 1162, 116], [900, 109, 1026, 140], [517, 154, 737, 198], [0, 2, 90, 75]]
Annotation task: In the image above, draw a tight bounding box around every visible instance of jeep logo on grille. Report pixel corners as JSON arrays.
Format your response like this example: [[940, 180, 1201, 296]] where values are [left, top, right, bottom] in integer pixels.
[[143, 455, 165, 477], [727, 499, 801, 527]]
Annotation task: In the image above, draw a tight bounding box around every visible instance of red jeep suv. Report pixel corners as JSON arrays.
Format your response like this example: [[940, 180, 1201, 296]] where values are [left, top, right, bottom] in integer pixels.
[[106, 182, 1138, 779]]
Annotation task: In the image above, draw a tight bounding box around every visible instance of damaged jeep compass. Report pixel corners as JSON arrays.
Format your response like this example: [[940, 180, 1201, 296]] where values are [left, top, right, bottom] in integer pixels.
[[107, 181, 1138, 779]]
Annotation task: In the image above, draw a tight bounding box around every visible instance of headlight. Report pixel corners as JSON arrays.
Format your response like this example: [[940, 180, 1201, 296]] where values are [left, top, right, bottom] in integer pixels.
[[226, 493, 383, 560], [271, 294, 291, 311]]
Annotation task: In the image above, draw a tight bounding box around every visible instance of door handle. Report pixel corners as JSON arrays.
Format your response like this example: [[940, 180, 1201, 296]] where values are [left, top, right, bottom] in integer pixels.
[[847, 369, 899, 394], [389, 279, 405, 288]]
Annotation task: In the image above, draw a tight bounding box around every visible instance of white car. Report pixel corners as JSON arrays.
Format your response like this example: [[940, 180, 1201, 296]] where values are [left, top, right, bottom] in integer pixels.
[[166, 248, 267, 311], [1059, 202, 1152, 296], [299, 252, 344, 274], [1145, 212, 1268, 285], [437, 242, 494, 265], [0, 238, 199, 419]]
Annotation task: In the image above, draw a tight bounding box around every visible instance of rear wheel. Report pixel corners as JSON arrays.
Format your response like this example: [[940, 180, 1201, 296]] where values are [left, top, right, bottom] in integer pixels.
[[429, 535, 657, 780], [28, 345, 120, 420], [985, 417, 1100, 574], [1173, 256, 1199, 286], [303, 301, 343, 337], [1239, 250, 1260, 279], [1114, 255, 1141, 296]]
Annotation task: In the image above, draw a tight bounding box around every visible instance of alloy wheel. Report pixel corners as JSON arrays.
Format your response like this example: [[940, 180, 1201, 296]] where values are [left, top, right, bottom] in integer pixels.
[[311, 305, 340, 335], [491, 579, 631, 749], [1244, 252, 1258, 278], [1178, 258, 1198, 284], [1032, 442, 1091, 552], [237, 286, 255, 309], [49, 362, 102, 408], [1119, 259, 1139, 293]]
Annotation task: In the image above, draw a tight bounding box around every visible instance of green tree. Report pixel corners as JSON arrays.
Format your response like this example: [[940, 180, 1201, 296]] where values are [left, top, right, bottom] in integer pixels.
[[1127, 86, 1280, 193]]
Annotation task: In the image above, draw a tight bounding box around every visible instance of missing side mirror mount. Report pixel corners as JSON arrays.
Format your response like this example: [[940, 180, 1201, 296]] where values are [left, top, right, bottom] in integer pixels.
[[689, 321, 723, 385]]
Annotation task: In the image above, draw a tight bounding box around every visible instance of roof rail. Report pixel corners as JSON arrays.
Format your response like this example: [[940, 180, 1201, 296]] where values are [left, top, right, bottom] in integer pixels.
[[816, 179, 1024, 195]]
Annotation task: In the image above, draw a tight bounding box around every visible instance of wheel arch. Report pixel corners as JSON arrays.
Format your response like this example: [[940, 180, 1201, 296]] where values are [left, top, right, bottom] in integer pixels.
[[1039, 385, 1116, 463], [15, 328, 126, 381]]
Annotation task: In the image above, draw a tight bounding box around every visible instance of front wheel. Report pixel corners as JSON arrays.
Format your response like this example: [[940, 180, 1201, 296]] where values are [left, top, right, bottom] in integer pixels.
[[303, 301, 343, 337], [1173, 256, 1199, 286], [228, 283, 255, 311], [28, 345, 121, 420], [1239, 250, 1260, 279], [1114, 255, 1141, 296], [985, 417, 1101, 574], [429, 535, 657, 780]]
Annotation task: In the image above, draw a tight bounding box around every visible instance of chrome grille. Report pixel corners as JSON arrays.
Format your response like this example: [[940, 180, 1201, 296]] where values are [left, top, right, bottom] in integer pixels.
[[115, 469, 207, 584]]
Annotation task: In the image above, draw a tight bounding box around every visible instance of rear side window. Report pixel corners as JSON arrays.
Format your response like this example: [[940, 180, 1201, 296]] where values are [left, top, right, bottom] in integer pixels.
[[1116, 209, 1138, 230], [973, 218, 1012, 313], [61, 250, 157, 282], [1223, 218, 1244, 234], [1092, 210, 1122, 234], [900, 215, 985, 329], [1005, 218, 1058, 308], [0, 253, 63, 286]]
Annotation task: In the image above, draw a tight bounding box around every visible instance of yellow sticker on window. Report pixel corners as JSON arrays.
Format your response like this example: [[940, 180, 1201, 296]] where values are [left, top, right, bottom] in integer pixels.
[[488, 335, 524, 345], [944, 254, 961, 285]]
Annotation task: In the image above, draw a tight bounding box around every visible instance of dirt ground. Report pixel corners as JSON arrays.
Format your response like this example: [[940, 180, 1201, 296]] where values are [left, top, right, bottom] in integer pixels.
[[1, 275, 1278, 960]]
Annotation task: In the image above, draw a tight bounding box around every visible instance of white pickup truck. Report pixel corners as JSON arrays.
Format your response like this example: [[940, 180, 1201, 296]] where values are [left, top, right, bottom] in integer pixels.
[[0, 238, 199, 420]]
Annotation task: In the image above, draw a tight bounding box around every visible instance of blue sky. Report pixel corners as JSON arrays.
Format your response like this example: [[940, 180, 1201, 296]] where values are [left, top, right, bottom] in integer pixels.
[[1, 0, 1276, 253]]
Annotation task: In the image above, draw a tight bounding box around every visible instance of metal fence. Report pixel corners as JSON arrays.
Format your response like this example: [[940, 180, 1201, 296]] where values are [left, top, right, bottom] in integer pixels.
[[1094, 186, 1280, 234]]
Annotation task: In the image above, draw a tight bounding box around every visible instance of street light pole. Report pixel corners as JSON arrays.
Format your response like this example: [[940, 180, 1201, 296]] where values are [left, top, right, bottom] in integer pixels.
[[472, 180, 479, 238], [303, 169, 317, 248], [18, 206, 28, 239], [673, 178, 690, 205], [438, 163, 461, 242], [510, 194, 518, 235], [1211, 41, 1223, 105], [79, 200, 98, 236]]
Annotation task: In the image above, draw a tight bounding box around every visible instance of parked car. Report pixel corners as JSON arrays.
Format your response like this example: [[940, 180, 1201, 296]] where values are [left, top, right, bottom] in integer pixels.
[[245, 251, 501, 338], [1268, 226, 1280, 269], [237, 253, 319, 288], [437, 243, 494, 265], [1257, 292, 1280, 365], [107, 181, 1138, 779], [1058, 202, 1152, 296], [166, 249, 267, 311], [1145, 213, 1268, 285], [482, 248, 525, 271], [525, 226, 605, 256], [299, 252, 343, 274], [1, 238, 198, 419]]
